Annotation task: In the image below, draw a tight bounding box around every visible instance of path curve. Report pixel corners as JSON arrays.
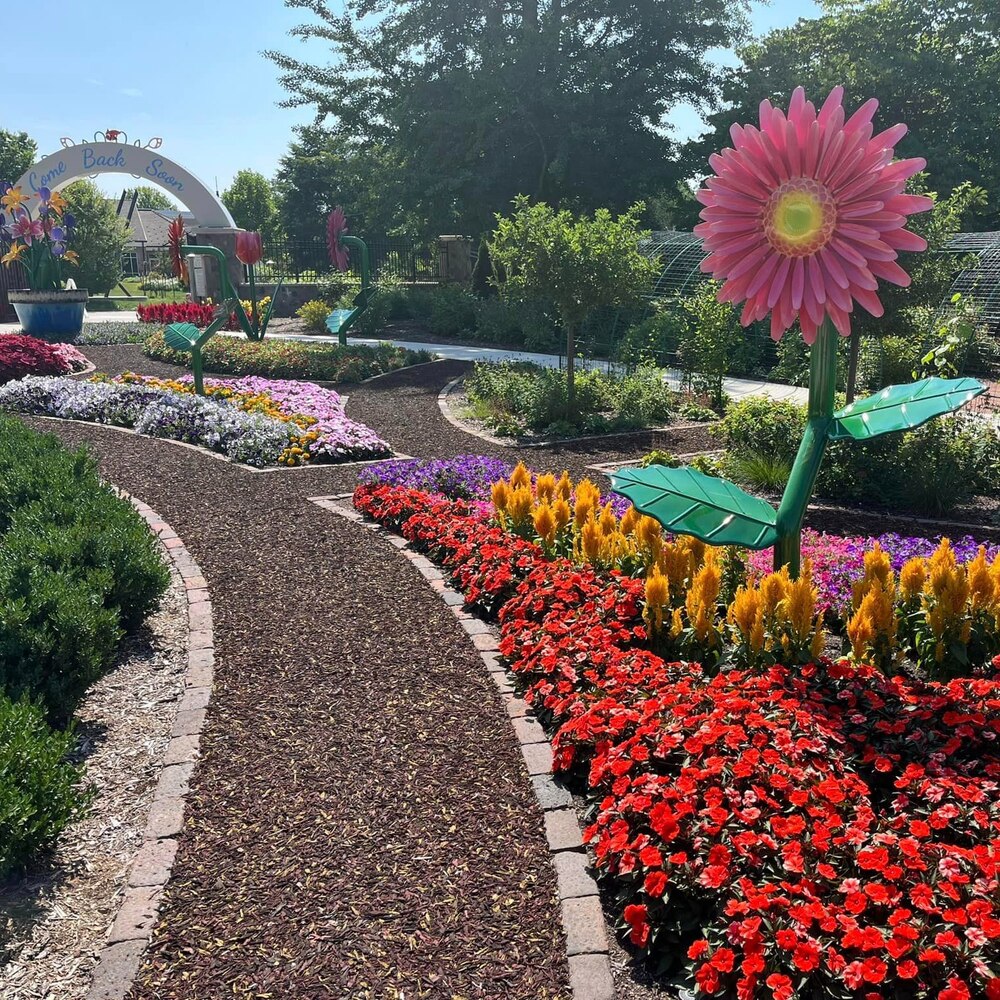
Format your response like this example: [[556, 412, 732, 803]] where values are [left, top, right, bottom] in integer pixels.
[[26, 407, 570, 999]]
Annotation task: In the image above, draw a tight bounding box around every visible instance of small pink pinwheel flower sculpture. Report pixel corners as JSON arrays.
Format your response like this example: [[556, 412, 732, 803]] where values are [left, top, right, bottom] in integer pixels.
[[327, 206, 350, 272], [695, 86, 933, 343]]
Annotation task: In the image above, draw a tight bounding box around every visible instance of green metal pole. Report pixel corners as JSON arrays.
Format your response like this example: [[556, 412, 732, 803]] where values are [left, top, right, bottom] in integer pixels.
[[191, 347, 204, 396], [247, 263, 260, 339], [772, 318, 838, 576], [340, 235, 371, 347]]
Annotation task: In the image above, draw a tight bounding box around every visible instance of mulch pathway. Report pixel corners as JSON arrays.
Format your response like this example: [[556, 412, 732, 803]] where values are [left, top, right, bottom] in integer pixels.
[[26, 352, 589, 999]]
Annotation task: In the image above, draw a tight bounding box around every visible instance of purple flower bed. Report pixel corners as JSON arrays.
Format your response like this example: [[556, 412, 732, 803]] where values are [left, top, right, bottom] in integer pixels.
[[748, 528, 1000, 617], [360, 455, 515, 499]]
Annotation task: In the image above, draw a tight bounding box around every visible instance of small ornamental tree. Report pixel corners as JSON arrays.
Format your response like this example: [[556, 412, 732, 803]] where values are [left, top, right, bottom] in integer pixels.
[[489, 196, 657, 416]]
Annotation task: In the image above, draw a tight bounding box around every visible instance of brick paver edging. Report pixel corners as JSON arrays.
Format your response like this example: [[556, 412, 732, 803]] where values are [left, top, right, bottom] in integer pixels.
[[86, 494, 215, 1000], [309, 493, 615, 1000]]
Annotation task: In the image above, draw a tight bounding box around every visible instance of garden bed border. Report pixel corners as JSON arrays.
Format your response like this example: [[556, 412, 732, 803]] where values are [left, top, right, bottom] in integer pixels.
[[308, 492, 615, 1000], [85, 495, 214, 1000]]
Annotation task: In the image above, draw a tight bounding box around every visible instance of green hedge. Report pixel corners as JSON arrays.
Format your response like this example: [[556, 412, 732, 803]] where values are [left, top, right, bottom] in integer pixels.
[[714, 397, 1000, 516], [0, 694, 91, 877], [0, 418, 169, 723], [143, 331, 432, 383]]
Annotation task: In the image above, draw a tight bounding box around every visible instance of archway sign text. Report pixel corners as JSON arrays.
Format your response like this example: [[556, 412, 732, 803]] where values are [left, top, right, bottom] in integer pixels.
[[14, 142, 235, 229]]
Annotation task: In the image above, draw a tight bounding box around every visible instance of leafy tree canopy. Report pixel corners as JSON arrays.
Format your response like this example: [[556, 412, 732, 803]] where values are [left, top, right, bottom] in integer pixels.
[[222, 169, 282, 242], [0, 129, 38, 186], [267, 0, 751, 238], [62, 180, 131, 295], [274, 126, 408, 244], [688, 0, 1000, 228], [489, 195, 657, 409]]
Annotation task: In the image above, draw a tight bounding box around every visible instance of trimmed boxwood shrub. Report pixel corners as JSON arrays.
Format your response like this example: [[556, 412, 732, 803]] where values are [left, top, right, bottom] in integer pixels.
[[142, 330, 431, 383], [0, 418, 170, 723], [0, 694, 92, 877]]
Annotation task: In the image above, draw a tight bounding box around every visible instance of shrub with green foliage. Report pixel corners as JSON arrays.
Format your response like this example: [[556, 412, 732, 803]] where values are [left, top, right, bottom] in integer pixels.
[[426, 285, 477, 337], [0, 419, 169, 722], [465, 361, 673, 437], [713, 397, 806, 462], [715, 396, 1000, 516], [143, 331, 431, 382], [296, 299, 332, 334], [0, 694, 92, 877]]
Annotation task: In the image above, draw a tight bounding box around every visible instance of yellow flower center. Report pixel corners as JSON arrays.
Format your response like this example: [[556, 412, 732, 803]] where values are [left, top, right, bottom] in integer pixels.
[[764, 178, 837, 258]]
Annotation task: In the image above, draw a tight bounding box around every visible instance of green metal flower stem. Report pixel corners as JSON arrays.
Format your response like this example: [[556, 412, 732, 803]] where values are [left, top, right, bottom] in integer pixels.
[[247, 262, 259, 336], [772, 317, 838, 576], [338, 235, 372, 346]]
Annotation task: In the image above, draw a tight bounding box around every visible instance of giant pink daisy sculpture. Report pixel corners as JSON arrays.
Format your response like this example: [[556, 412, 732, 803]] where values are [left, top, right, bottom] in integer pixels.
[[695, 86, 933, 343]]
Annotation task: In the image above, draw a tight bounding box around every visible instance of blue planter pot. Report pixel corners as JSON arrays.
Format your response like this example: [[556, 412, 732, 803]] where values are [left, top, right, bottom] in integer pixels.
[[9, 290, 88, 342]]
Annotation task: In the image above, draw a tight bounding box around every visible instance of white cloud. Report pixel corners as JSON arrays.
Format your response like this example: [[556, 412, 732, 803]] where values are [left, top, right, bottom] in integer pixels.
[[120, 87, 143, 98]]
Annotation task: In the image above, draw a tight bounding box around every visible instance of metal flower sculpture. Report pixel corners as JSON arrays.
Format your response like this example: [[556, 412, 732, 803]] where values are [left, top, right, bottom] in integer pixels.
[[0, 183, 79, 290], [324, 207, 374, 345], [327, 206, 350, 273], [695, 86, 932, 344], [612, 88, 985, 576], [235, 231, 266, 332]]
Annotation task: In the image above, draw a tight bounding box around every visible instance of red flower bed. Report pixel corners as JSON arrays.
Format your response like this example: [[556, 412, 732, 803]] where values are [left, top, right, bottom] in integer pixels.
[[0, 334, 82, 383], [354, 482, 1000, 999], [136, 301, 240, 330]]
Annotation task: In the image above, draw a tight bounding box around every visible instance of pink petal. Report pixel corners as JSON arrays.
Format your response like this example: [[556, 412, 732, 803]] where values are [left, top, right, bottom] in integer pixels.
[[882, 228, 927, 252], [767, 256, 793, 309], [791, 256, 805, 310], [853, 286, 885, 317]]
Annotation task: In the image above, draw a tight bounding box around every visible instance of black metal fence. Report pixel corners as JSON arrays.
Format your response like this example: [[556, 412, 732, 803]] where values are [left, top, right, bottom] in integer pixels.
[[251, 237, 434, 285]]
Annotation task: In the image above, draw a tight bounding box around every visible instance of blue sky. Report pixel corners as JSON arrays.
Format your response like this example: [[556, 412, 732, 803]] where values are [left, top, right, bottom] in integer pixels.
[[3, 0, 819, 206]]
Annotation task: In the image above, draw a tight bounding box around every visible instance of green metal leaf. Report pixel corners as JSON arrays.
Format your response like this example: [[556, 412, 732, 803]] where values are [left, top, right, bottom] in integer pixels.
[[164, 322, 201, 351], [326, 308, 354, 335], [611, 466, 778, 549], [829, 376, 985, 442]]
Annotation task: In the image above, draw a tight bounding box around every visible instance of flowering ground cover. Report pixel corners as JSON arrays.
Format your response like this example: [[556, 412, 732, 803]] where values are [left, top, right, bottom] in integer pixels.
[[354, 472, 1000, 1000], [0, 373, 390, 467], [0, 334, 89, 383]]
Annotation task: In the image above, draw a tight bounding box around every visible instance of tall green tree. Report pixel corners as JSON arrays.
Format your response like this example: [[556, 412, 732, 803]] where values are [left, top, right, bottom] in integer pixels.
[[221, 170, 282, 242], [688, 0, 1000, 227], [266, 0, 751, 238], [489, 197, 657, 414], [274, 127, 403, 244], [0, 129, 37, 186], [62, 181, 131, 295]]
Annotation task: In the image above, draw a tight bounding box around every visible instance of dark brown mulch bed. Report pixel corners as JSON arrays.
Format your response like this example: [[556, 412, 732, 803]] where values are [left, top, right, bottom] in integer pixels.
[[21, 413, 570, 1000]]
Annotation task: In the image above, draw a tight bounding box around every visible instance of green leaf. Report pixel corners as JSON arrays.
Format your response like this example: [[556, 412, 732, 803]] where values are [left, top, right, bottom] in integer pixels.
[[610, 466, 778, 549], [828, 377, 985, 442], [163, 323, 201, 351]]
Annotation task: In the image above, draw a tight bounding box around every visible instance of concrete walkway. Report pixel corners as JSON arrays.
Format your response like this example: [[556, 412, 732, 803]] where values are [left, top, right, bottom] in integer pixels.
[[0, 310, 809, 405]]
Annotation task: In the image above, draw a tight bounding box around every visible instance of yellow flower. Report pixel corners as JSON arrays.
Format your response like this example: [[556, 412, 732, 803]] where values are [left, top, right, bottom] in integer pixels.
[[556, 471, 573, 501], [581, 517, 603, 565], [491, 479, 510, 514], [1, 186, 28, 213], [552, 498, 571, 533], [644, 565, 670, 633], [1, 243, 25, 265], [899, 558, 926, 602], [63, 250, 80, 265], [508, 487, 533, 527], [535, 473, 557, 503], [48, 190, 68, 213], [510, 462, 531, 490], [533, 502, 557, 547]]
